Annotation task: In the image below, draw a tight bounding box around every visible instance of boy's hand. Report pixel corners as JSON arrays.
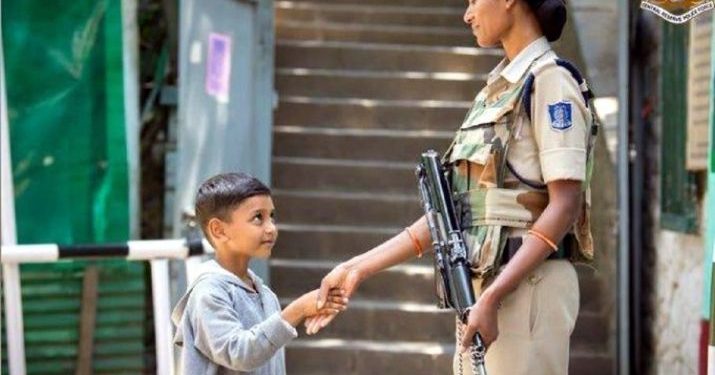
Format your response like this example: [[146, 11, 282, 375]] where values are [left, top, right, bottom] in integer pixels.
[[304, 288, 352, 335], [282, 288, 347, 328], [305, 262, 363, 335], [302, 288, 348, 317]]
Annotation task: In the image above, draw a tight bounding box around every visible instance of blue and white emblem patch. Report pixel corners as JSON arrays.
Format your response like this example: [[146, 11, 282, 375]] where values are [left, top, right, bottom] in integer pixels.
[[547, 101, 573, 131]]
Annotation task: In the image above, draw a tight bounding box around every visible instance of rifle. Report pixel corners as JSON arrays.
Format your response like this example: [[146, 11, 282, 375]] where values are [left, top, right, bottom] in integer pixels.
[[415, 150, 487, 375]]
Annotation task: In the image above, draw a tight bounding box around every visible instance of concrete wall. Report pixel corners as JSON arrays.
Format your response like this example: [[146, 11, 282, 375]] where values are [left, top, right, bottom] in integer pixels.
[[646, 12, 708, 374], [652, 226, 705, 374]]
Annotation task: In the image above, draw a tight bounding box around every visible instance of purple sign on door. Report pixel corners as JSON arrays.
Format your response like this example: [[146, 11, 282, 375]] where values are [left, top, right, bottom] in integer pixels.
[[206, 33, 232, 102]]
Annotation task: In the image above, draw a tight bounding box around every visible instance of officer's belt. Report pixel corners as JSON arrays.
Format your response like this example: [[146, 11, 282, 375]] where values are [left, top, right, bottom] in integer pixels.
[[456, 188, 549, 228], [502, 233, 576, 264]]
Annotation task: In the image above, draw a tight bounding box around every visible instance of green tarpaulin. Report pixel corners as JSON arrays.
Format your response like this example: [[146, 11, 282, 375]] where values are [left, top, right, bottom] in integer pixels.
[[1, 0, 148, 373]]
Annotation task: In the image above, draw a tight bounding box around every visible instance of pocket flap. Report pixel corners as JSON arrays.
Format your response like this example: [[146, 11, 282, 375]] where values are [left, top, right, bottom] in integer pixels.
[[460, 88, 521, 130], [450, 136, 492, 165]]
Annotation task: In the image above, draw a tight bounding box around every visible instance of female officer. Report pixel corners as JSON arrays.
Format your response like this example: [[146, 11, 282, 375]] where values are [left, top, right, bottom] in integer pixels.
[[310, 0, 595, 373]]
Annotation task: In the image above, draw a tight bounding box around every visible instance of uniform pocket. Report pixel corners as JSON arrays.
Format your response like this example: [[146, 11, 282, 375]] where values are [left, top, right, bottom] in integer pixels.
[[450, 124, 496, 165], [528, 261, 579, 339], [496, 275, 536, 338], [461, 96, 517, 130], [527, 272, 544, 336]]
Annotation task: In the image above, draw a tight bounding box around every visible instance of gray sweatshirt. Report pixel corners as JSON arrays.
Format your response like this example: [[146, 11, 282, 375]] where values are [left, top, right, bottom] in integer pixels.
[[171, 260, 297, 375]]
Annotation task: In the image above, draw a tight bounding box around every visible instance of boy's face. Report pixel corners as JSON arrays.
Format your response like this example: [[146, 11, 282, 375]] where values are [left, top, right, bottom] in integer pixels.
[[210, 195, 277, 259]]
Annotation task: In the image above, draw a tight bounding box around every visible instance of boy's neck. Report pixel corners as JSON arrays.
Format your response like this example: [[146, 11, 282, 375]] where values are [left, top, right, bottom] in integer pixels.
[[215, 250, 252, 285]]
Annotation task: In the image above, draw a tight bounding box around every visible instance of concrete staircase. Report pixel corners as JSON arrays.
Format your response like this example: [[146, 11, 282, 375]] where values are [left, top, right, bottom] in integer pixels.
[[270, 1, 614, 373]]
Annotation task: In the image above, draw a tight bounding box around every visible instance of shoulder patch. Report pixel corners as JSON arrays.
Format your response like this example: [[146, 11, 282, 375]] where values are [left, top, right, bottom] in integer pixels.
[[547, 100, 573, 131]]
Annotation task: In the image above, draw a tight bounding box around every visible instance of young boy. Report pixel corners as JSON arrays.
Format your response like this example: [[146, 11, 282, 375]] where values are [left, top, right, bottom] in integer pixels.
[[171, 172, 347, 374]]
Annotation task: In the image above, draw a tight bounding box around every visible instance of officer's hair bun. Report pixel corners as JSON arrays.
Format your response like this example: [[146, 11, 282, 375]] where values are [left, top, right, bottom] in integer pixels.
[[527, 0, 567, 42]]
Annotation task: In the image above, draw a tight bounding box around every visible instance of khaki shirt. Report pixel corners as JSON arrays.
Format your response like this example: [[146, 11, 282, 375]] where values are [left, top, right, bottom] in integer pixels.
[[489, 37, 589, 188]]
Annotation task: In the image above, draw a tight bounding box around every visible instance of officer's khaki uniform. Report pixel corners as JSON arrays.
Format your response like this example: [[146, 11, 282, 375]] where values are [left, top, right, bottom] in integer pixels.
[[448, 37, 593, 375]]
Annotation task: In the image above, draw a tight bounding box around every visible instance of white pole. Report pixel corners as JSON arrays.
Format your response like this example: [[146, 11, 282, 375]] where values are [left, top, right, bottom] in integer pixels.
[[0, 1, 27, 372], [184, 257, 203, 286], [122, 0, 140, 239], [151, 260, 176, 375], [185, 239, 214, 285]]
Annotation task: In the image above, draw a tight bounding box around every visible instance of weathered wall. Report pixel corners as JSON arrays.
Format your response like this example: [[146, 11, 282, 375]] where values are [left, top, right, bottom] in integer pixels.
[[652, 228, 705, 374], [647, 12, 708, 374]]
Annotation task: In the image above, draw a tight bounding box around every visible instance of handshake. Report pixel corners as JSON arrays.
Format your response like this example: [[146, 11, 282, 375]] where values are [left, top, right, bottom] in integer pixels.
[[281, 262, 365, 335]]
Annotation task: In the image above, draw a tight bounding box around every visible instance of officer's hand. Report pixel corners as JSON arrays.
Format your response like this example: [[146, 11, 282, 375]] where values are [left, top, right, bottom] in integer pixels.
[[460, 295, 499, 352], [317, 263, 363, 307], [306, 263, 364, 335]]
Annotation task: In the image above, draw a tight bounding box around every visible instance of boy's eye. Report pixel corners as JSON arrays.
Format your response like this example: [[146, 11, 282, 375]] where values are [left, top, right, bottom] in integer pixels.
[[252, 214, 263, 223]]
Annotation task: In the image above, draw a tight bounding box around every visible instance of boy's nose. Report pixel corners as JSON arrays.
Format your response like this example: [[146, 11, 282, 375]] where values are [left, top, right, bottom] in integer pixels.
[[266, 221, 277, 235], [463, 5, 473, 25]]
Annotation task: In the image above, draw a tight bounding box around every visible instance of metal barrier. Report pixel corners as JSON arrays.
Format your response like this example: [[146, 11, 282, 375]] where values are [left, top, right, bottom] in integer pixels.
[[1, 238, 214, 375]]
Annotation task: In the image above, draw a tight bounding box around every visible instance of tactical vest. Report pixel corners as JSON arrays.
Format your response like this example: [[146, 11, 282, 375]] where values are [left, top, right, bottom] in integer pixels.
[[444, 57, 598, 278]]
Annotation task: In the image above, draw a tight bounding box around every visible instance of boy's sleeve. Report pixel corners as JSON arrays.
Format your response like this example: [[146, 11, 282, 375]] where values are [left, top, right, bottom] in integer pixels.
[[190, 287, 297, 371], [531, 65, 589, 183]]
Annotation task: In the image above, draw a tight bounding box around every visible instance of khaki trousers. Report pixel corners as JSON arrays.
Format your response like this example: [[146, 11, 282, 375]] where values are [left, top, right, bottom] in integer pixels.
[[453, 260, 579, 375]]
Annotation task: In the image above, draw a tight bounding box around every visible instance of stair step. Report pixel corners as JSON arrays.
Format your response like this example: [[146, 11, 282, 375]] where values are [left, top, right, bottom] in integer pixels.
[[274, 125, 454, 138], [273, 190, 422, 228], [271, 258, 605, 315], [276, 41, 502, 73], [272, 156, 416, 195], [575, 265, 606, 314], [571, 311, 610, 352], [270, 226, 606, 308], [272, 127, 453, 162], [271, 259, 436, 304], [274, 96, 470, 131], [273, 223, 433, 267], [272, 229, 604, 313], [286, 340, 613, 374], [282, 299, 454, 342], [271, 226, 608, 304], [281, 296, 609, 351], [286, 340, 453, 374], [276, 2, 464, 28], [276, 68, 484, 101], [277, 20, 474, 46], [568, 352, 615, 375]]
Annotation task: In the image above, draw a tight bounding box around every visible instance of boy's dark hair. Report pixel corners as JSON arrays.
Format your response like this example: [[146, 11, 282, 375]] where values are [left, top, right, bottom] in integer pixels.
[[195, 172, 271, 239]]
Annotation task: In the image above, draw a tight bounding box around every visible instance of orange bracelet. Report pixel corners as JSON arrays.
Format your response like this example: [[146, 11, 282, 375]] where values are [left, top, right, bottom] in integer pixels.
[[404, 227, 424, 258], [528, 229, 558, 252]]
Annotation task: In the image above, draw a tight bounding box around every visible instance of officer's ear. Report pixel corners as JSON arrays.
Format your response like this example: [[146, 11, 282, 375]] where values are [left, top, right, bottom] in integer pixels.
[[504, 0, 518, 11]]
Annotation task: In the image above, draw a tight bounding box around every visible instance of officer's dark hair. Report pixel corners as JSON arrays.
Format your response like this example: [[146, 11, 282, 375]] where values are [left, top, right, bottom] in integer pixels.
[[194, 172, 271, 239], [525, 0, 567, 42]]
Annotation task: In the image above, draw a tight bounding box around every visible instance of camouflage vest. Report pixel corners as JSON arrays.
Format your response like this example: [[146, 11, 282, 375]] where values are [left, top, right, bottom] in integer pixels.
[[444, 58, 596, 278]]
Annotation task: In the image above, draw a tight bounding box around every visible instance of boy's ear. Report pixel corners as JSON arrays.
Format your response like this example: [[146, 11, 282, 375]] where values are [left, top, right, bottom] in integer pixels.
[[207, 218, 227, 243]]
